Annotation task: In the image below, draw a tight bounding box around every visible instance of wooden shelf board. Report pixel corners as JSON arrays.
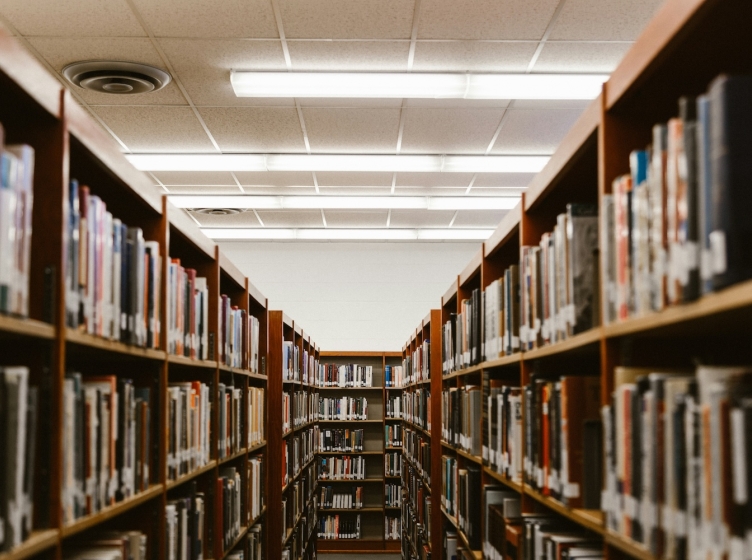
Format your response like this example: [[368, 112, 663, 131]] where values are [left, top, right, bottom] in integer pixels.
[[248, 440, 267, 453], [441, 507, 459, 530], [485, 204, 522, 258], [167, 354, 217, 369], [318, 478, 384, 483], [318, 508, 384, 513], [523, 486, 604, 535], [521, 328, 602, 361], [220, 525, 248, 560], [482, 466, 523, 493], [603, 278, 752, 339], [458, 528, 482, 560], [384, 446, 402, 451], [441, 440, 458, 452], [316, 386, 382, 391], [0, 529, 59, 560], [318, 419, 382, 424], [65, 330, 165, 361], [218, 447, 248, 466], [219, 250, 246, 291], [605, 531, 656, 560], [61, 485, 163, 538], [249, 506, 266, 529], [318, 450, 382, 455], [0, 315, 55, 340], [167, 200, 216, 259], [166, 460, 218, 490], [456, 448, 482, 465]]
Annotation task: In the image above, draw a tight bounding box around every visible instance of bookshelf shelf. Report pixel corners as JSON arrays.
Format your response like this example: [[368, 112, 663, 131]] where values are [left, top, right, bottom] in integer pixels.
[[65, 329, 166, 360], [604, 531, 656, 560], [0, 529, 59, 560], [318, 508, 383, 513], [218, 447, 248, 466], [523, 486, 605, 536], [317, 478, 383, 483], [0, 315, 55, 340], [316, 386, 382, 391], [318, 450, 383, 455], [167, 354, 217, 369], [458, 529, 482, 560], [219, 525, 249, 560], [318, 419, 382, 424], [247, 440, 267, 454], [60, 484, 164, 538], [455, 448, 482, 465], [166, 460, 218, 490], [482, 466, 523, 493], [520, 327, 602, 360]]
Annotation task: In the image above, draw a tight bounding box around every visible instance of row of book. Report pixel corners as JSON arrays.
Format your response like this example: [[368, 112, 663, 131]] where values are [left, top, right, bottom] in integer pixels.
[[166, 261, 208, 360], [443, 288, 482, 373], [483, 266, 521, 361], [247, 386, 265, 448], [603, 365, 752, 560], [67, 180, 161, 348], [318, 514, 360, 539], [63, 531, 147, 560], [386, 393, 402, 418], [318, 455, 367, 480], [404, 339, 430, 385], [319, 428, 364, 452], [385, 515, 401, 540], [0, 367, 36, 551], [165, 482, 205, 560], [604, 75, 752, 324], [385, 423, 402, 448], [385, 451, 402, 477], [167, 381, 210, 481], [282, 460, 317, 540], [218, 382, 243, 459], [484, 381, 522, 481], [215, 466, 243, 555], [219, 298, 259, 370], [282, 426, 317, 488], [319, 485, 364, 509], [385, 364, 404, 388], [403, 387, 431, 429], [386, 482, 401, 507], [524, 375, 601, 509], [62, 373, 151, 524], [282, 390, 311, 435], [441, 385, 481, 456], [402, 468, 432, 554], [316, 363, 374, 387], [318, 395, 368, 421], [0, 134, 33, 318], [404, 428, 431, 483], [282, 341, 300, 381]]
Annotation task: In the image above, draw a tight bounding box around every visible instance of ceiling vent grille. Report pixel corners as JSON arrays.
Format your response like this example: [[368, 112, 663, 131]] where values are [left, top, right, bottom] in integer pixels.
[[63, 61, 171, 94], [192, 208, 246, 216]]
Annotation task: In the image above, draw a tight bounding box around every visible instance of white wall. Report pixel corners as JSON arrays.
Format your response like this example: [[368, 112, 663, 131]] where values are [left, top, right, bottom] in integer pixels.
[[219, 241, 479, 351]]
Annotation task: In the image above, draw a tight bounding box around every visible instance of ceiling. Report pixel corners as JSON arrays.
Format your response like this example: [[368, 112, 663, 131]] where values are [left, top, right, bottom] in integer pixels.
[[0, 0, 663, 238]]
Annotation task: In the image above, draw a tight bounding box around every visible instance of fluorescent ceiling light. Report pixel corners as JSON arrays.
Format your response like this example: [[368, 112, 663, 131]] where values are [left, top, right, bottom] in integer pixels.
[[170, 195, 520, 211], [202, 228, 494, 241], [231, 72, 607, 100], [128, 154, 549, 173]]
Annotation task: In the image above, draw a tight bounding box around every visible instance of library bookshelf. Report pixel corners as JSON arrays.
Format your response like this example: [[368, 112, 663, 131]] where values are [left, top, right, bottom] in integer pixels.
[[0, 23, 273, 560], [426, 1, 752, 560], [315, 351, 402, 554]]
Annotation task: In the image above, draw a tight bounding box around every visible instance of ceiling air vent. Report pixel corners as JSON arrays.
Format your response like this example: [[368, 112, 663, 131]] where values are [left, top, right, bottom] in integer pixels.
[[63, 61, 171, 94], [192, 208, 245, 216]]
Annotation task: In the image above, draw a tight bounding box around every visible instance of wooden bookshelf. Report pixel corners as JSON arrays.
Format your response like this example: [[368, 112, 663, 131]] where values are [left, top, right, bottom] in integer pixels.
[[0, 29, 273, 560], [315, 350, 401, 553]]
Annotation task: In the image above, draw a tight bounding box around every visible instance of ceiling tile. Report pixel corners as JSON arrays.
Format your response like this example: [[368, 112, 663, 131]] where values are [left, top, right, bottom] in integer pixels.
[[548, 0, 663, 41], [279, 0, 416, 39], [405, 99, 510, 109], [389, 210, 455, 228], [130, 0, 278, 38], [318, 187, 394, 195], [288, 40, 409, 71], [472, 172, 536, 187], [533, 41, 632, 72], [303, 108, 401, 153], [452, 209, 508, 228], [412, 41, 536, 71], [167, 186, 241, 194], [26, 37, 186, 105], [154, 171, 236, 185], [235, 171, 314, 187], [396, 172, 474, 188], [394, 187, 468, 196], [0, 0, 144, 36], [417, 0, 560, 40], [241, 186, 318, 195], [324, 210, 389, 228], [400, 108, 504, 154], [298, 98, 405, 108], [256, 210, 324, 227], [91, 106, 217, 152], [159, 39, 290, 107], [199, 107, 306, 152], [490, 107, 584, 155], [511, 99, 593, 110], [315, 172, 394, 187], [189, 210, 261, 227]]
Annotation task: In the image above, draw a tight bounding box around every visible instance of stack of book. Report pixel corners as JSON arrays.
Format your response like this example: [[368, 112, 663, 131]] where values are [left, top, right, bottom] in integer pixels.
[[218, 383, 243, 459], [215, 466, 242, 556], [166, 382, 210, 481], [247, 386, 265, 448], [165, 482, 204, 560], [603, 75, 752, 323], [384, 451, 402, 477], [318, 514, 361, 540], [603, 365, 752, 560], [166, 261, 208, 360], [318, 395, 368, 421], [282, 341, 300, 381], [248, 456, 264, 521], [317, 363, 373, 387], [385, 515, 400, 540], [0, 137, 34, 318], [483, 486, 520, 560], [318, 455, 366, 480], [403, 387, 430, 429], [318, 428, 364, 452], [482, 265, 521, 361], [442, 288, 482, 374], [386, 393, 402, 418], [385, 364, 404, 388], [0, 367, 37, 551], [218, 297, 255, 369], [404, 428, 431, 483], [385, 423, 402, 448], [67, 179, 161, 349], [62, 373, 151, 523], [484, 381, 522, 481], [65, 531, 148, 560], [385, 483, 401, 507], [441, 385, 481, 455], [319, 486, 364, 509]]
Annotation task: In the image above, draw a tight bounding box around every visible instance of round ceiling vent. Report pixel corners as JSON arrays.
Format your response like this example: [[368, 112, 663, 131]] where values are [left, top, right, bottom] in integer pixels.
[[62, 61, 171, 95], [192, 208, 245, 216]]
